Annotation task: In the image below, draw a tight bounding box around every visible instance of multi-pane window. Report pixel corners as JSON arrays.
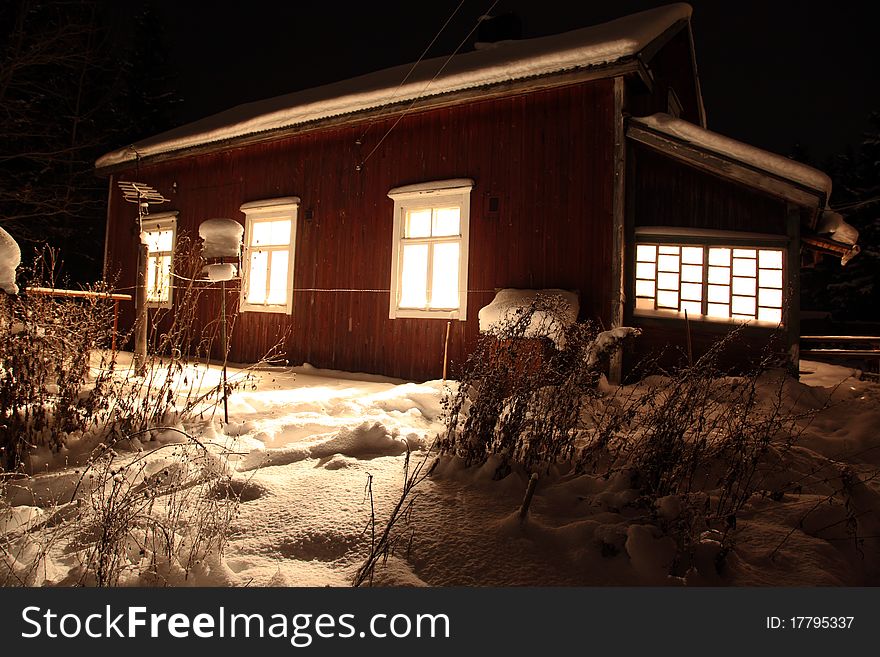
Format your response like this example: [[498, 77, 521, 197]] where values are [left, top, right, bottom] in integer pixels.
[[388, 180, 472, 319], [635, 242, 784, 325], [141, 213, 177, 308], [240, 197, 299, 314]]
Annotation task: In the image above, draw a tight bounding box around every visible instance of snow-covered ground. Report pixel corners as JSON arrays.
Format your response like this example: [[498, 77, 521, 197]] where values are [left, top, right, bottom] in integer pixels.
[[2, 357, 879, 586]]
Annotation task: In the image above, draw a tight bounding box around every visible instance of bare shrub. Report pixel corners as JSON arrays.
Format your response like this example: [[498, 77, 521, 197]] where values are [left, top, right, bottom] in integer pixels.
[[440, 294, 638, 472], [0, 248, 119, 470]]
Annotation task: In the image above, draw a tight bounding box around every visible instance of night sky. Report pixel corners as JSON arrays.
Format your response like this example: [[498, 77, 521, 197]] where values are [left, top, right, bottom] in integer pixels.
[[143, 0, 878, 165]]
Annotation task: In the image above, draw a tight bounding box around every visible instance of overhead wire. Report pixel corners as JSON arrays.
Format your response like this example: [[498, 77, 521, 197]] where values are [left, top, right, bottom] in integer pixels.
[[357, 0, 501, 170], [355, 0, 467, 146]]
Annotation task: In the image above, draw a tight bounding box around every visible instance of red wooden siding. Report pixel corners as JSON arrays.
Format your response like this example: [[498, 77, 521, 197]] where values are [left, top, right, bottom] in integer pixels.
[[105, 80, 617, 381]]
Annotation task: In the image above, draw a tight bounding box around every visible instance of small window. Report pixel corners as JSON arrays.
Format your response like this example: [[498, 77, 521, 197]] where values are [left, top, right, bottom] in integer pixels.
[[141, 212, 177, 308], [388, 179, 473, 319], [634, 234, 785, 326], [240, 197, 299, 314]]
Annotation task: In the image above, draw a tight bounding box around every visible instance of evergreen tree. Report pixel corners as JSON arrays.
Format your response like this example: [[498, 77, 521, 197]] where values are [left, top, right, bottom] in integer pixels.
[[0, 0, 180, 283], [801, 113, 880, 322]]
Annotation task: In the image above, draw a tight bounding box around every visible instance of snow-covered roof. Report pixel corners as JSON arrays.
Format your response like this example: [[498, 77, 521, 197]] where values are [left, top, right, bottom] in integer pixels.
[[96, 4, 693, 169], [630, 113, 832, 199]]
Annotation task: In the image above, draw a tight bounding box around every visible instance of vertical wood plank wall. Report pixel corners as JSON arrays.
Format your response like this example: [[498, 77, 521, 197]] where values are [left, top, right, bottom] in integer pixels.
[[105, 80, 616, 381]]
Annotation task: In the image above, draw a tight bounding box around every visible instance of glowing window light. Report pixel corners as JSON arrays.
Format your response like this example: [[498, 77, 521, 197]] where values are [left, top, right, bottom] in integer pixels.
[[634, 242, 784, 325], [142, 219, 176, 306], [245, 218, 294, 308]]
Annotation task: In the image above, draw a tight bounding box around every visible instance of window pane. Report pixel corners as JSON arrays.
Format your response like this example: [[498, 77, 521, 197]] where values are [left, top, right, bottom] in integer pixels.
[[146, 255, 171, 302], [144, 228, 173, 254], [657, 272, 679, 290], [681, 300, 702, 315], [708, 266, 730, 285], [759, 249, 783, 269], [635, 280, 655, 297], [657, 290, 678, 309], [430, 242, 460, 308], [681, 247, 703, 264], [707, 303, 730, 318], [636, 262, 655, 280], [635, 297, 654, 310], [657, 254, 680, 272], [399, 244, 428, 308], [659, 245, 680, 255], [681, 264, 702, 283], [252, 219, 291, 246], [266, 250, 289, 305], [432, 207, 460, 236], [732, 257, 756, 277], [248, 250, 269, 304], [759, 288, 783, 308], [681, 282, 702, 301], [758, 307, 782, 324], [709, 248, 731, 266], [708, 284, 729, 303], [636, 244, 656, 262], [759, 269, 783, 288], [733, 248, 756, 259], [146, 256, 158, 300], [732, 277, 756, 296], [732, 295, 756, 316], [405, 209, 431, 238]]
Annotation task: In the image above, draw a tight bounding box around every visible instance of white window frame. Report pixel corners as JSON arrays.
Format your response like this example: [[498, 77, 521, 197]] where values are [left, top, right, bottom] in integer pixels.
[[632, 227, 788, 327], [388, 179, 473, 320], [141, 211, 178, 309], [239, 197, 299, 314]]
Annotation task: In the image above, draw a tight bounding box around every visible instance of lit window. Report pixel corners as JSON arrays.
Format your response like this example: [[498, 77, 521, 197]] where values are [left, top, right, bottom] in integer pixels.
[[240, 197, 299, 314], [388, 180, 473, 319], [634, 241, 785, 325], [141, 212, 177, 308]]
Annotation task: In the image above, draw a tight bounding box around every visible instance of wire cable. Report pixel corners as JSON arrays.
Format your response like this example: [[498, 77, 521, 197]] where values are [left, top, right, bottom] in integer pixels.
[[357, 0, 500, 170], [356, 0, 467, 146]]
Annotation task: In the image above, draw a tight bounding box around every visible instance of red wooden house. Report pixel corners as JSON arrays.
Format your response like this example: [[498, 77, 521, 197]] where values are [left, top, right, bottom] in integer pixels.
[[96, 3, 857, 381]]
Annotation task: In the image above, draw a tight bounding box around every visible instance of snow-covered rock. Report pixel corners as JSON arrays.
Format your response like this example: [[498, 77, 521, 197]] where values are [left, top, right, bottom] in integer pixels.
[[0, 226, 21, 294], [478, 288, 579, 348]]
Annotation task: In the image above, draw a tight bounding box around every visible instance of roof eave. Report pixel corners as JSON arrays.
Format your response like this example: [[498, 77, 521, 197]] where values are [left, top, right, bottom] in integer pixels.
[[627, 122, 827, 209]]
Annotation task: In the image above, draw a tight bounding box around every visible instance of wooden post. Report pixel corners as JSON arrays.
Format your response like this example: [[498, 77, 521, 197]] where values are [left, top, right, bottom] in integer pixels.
[[442, 320, 451, 382], [685, 309, 693, 366], [112, 299, 119, 352], [609, 75, 627, 384], [133, 241, 148, 372], [220, 279, 229, 424], [519, 473, 539, 521]]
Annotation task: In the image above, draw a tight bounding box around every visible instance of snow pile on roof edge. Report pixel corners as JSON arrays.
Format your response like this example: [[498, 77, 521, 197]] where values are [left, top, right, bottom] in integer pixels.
[[631, 113, 832, 198]]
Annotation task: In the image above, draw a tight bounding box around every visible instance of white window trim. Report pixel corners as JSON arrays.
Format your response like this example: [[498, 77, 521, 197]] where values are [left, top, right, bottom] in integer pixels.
[[141, 211, 178, 309], [239, 197, 299, 314], [388, 179, 473, 320], [632, 227, 788, 327]]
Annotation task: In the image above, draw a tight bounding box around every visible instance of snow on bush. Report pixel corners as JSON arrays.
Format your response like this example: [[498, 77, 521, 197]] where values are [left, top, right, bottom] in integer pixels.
[[199, 218, 243, 258], [0, 226, 21, 294]]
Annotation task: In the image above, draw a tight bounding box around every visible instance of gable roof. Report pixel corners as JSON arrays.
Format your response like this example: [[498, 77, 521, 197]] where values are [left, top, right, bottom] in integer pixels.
[[96, 3, 693, 171], [628, 113, 832, 210]]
